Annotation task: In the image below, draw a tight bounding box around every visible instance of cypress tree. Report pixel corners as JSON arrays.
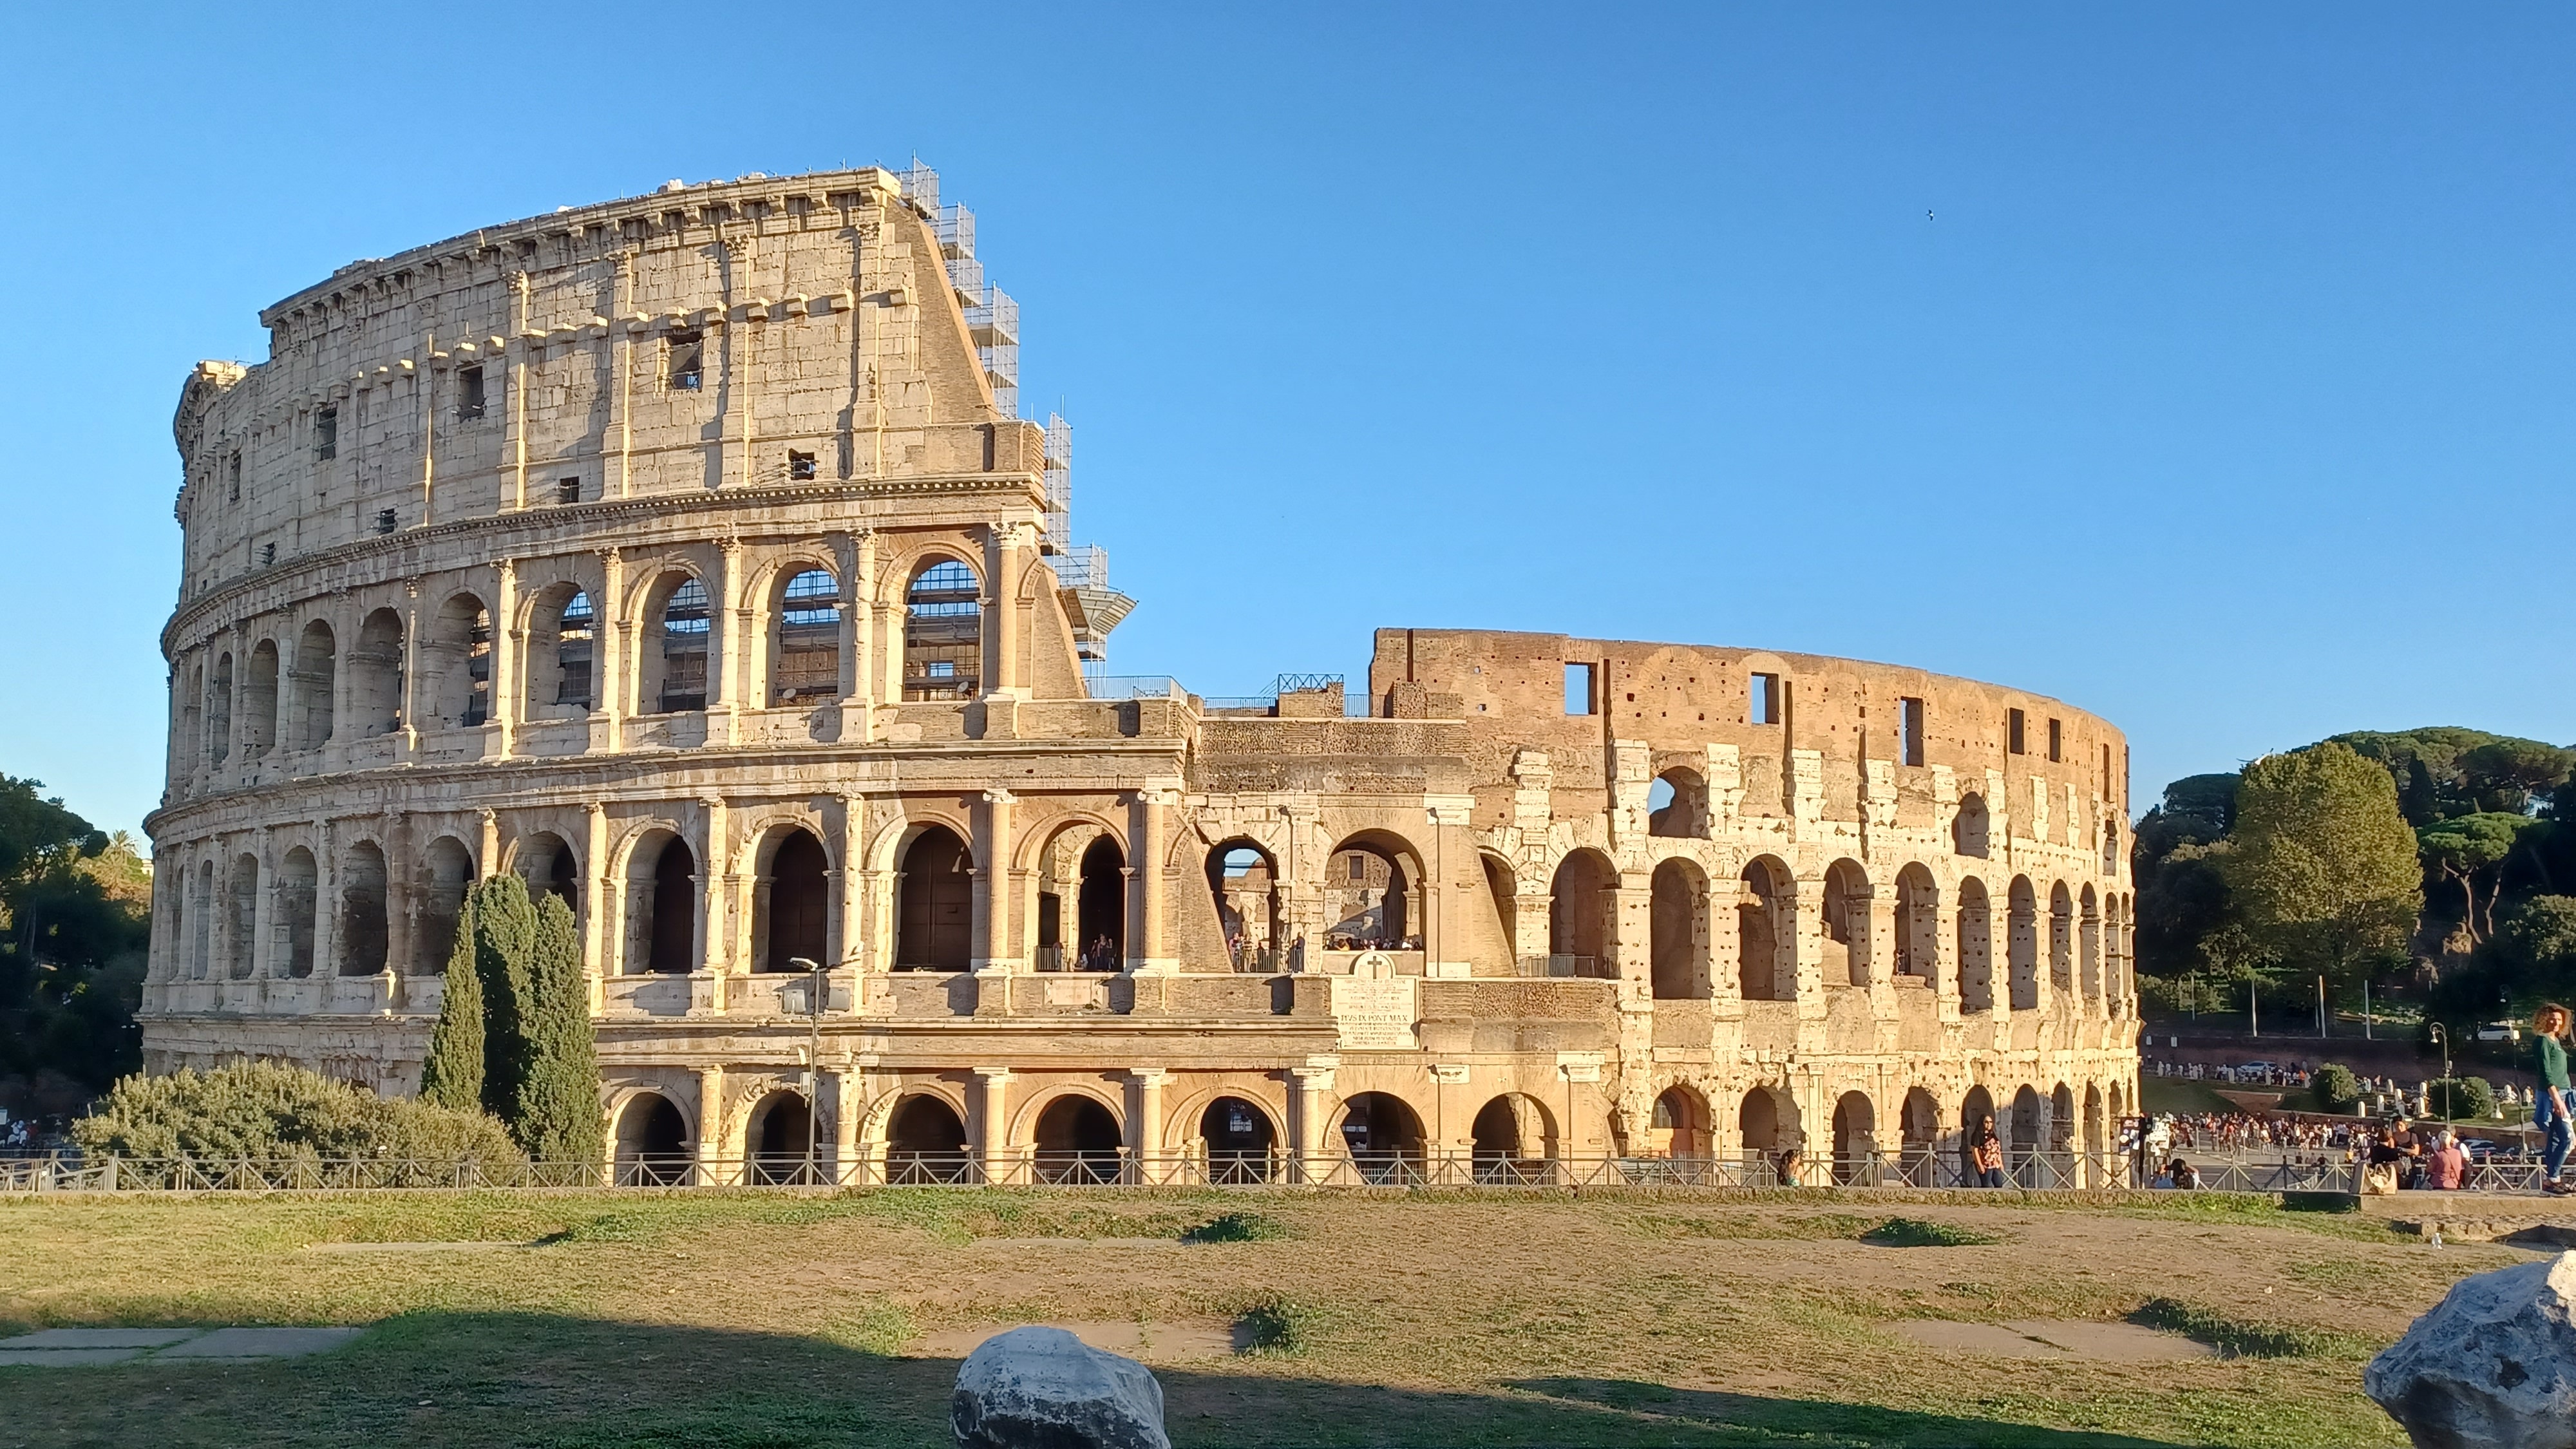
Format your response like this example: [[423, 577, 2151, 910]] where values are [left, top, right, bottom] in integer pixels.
[[513, 893, 604, 1164], [466, 874, 541, 1122], [417, 890, 484, 1112]]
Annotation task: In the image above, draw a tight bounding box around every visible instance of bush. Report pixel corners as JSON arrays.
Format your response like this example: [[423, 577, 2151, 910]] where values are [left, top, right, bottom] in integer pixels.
[[2132, 1297, 2365, 1359], [71, 1061, 524, 1171], [1862, 1217, 2002, 1247], [1184, 1211, 1294, 1243], [2428, 1076, 2497, 1121], [2311, 1063, 2362, 1113]]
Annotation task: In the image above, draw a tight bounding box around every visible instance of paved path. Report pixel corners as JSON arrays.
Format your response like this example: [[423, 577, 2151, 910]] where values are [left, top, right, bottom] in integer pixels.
[[0, 1327, 361, 1367]]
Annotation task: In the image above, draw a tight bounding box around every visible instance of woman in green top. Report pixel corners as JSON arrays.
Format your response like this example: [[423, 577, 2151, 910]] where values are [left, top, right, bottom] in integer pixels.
[[2535, 1003, 2571, 1195]]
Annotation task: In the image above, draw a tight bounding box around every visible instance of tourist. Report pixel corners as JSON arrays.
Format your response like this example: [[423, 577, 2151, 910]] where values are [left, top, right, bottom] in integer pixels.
[[1969, 1115, 2006, 1188], [2150, 1160, 2175, 1189], [1774, 1145, 1804, 1187], [2534, 1003, 2573, 1197], [2170, 1158, 2199, 1190], [2426, 1130, 2467, 1191]]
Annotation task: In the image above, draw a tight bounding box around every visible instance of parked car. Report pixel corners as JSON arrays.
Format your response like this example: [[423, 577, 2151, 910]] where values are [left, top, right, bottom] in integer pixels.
[[2460, 1139, 2501, 1163], [2476, 1021, 2522, 1043]]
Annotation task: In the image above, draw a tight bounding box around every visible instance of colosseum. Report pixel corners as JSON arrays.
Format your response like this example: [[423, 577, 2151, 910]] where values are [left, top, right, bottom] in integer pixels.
[[143, 167, 2140, 1187]]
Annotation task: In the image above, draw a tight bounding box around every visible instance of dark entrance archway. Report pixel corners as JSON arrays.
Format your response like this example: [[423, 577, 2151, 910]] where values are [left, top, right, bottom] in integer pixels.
[[1470, 1094, 1557, 1182], [1199, 1096, 1277, 1184], [1336, 1092, 1425, 1184], [896, 827, 971, 971], [749, 1091, 816, 1184], [616, 1094, 690, 1186], [1034, 1095, 1124, 1184], [886, 1095, 969, 1183], [649, 838, 697, 973], [1075, 836, 1125, 971], [762, 829, 829, 971]]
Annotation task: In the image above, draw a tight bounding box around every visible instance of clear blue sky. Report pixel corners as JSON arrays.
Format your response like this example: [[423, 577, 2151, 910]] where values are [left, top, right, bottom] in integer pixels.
[[4, 5, 2570, 842]]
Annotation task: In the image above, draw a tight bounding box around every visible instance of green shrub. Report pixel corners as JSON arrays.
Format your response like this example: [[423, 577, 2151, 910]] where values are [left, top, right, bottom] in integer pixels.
[[2132, 1297, 2362, 1358], [419, 891, 486, 1113], [2312, 1063, 2362, 1113], [1862, 1217, 2002, 1247], [1184, 1211, 1294, 1243], [2428, 1076, 2496, 1121], [71, 1061, 523, 1171], [512, 893, 602, 1164], [1235, 1294, 1365, 1356]]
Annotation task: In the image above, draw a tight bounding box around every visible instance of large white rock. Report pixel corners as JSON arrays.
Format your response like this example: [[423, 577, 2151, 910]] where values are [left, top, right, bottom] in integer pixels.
[[952, 1326, 1170, 1449], [2365, 1249, 2576, 1449]]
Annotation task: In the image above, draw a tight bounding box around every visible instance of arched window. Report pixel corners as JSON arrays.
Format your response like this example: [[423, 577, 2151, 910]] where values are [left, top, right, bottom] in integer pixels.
[[1206, 842, 1280, 972], [240, 641, 279, 758], [350, 609, 404, 737], [2079, 884, 2101, 998], [2049, 882, 2074, 992], [527, 589, 595, 714], [225, 853, 260, 979], [1738, 858, 1794, 1001], [419, 837, 474, 974], [773, 569, 842, 705], [658, 579, 710, 714], [1548, 849, 1615, 978], [1649, 858, 1708, 999], [759, 829, 830, 972], [289, 621, 336, 752], [1647, 768, 1709, 838], [1823, 859, 1870, 987], [1956, 878, 1993, 1012], [1324, 835, 1417, 951], [276, 848, 317, 979], [2101, 820, 2120, 876], [643, 836, 699, 973], [2007, 878, 2038, 1010], [902, 560, 981, 701], [895, 827, 971, 971], [338, 842, 388, 976], [208, 652, 235, 762], [1953, 793, 1990, 858], [1893, 864, 1938, 989]]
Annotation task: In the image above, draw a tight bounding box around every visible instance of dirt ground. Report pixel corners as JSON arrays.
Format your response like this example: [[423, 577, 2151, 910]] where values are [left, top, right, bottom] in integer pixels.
[[0, 1186, 2545, 1448]]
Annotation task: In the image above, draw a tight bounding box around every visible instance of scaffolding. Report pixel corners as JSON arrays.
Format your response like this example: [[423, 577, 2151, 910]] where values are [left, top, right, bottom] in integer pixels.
[[1042, 413, 1072, 544]]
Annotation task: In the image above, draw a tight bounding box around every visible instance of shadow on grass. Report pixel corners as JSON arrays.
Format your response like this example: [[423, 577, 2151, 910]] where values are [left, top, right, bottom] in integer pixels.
[[0, 1311, 2205, 1449]]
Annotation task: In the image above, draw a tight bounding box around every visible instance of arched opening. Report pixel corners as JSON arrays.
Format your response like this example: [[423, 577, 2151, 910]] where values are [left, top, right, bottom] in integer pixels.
[[1959, 1086, 1998, 1182], [653, 576, 711, 714], [350, 609, 404, 737], [1076, 836, 1126, 971], [276, 847, 317, 979], [527, 586, 596, 715], [1336, 1092, 1426, 1182], [1649, 857, 1708, 999], [417, 837, 474, 975], [1894, 863, 1938, 987], [643, 836, 698, 974], [1738, 857, 1794, 1001], [240, 640, 279, 759], [189, 860, 214, 978], [1956, 877, 1993, 1012], [337, 841, 387, 976], [772, 567, 842, 705], [2009, 1084, 2044, 1182], [426, 594, 492, 730], [1830, 1092, 1877, 1184], [1199, 1096, 1277, 1184], [1899, 1087, 1940, 1182], [289, 620, 336, 751], [1953, 793, 1991, 858], [1738, 1086, 1800, 1183], [2083, 1083, 2107, 1186], [895, 826, 971, 971], [2007, 877, 2038, 1011], [2101, 821, 2120, 877], [1823, 858, 1870, 987], [1650, 1086, 1712, 1159], [759, 829, 830, 972], [515, 831, 580, 916], [902, 558, 981, 701], [2049, 883, 2074, 992], [208, 652, 235, 762], [1324, 835, 1416, 950], [1648, 768, 1709, 838], [748, 1090, 817, 1184], [1206, 842, 1280, 972], [616, 1093, 691, 1186], [225, 853, 259, 979], [1471, 1094, 1557, 1180], [179, 659, 204, 770], [2050, 1083, 2076, 1180], [886, 1094, 970, 1181], [1548, 848, 1615, 979], [1032, 1095, 1123, 1184], [2079, 884, 2101, 998], [1481, 854, 1517, 968]]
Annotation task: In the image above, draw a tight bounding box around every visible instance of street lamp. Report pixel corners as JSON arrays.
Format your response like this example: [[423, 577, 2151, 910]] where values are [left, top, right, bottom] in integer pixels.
[[2427, 1022, 2450, 1120], [787, 956, 826, 1184]]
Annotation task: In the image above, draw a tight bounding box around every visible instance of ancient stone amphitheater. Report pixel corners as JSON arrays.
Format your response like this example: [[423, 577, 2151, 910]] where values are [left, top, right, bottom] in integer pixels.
[[145, 167, 2139, 1186]]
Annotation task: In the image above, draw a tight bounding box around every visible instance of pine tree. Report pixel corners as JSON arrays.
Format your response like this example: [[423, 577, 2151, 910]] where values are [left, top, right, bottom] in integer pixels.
[[512, 893, 604, 1164], [465, 874, 540, 1123], [417, 889, 484, 1112]]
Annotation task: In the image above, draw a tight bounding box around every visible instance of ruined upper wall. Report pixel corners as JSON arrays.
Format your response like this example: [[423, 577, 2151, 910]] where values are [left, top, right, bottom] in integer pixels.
[[168, 170, 1037, 607]]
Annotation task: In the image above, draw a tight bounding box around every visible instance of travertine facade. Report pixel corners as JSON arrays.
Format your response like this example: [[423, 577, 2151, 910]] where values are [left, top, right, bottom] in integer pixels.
[[144, 169, 2139, 1182]]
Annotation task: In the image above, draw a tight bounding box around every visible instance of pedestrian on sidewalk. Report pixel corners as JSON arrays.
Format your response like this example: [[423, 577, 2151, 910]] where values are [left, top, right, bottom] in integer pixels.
[[2534, 1003, 2573, 1196]]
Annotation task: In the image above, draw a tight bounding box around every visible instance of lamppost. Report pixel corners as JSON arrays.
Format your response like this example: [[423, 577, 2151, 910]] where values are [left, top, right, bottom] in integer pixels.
[[788, 956, 826, 1184], [2427, 1022, 2451, 1120]]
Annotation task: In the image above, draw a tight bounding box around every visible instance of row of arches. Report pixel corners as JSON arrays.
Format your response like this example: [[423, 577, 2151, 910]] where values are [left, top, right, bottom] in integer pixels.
[[1657, 1078, 2132, 1185], [1647, 768, 2119, 877], [177, 553, 989, 773]]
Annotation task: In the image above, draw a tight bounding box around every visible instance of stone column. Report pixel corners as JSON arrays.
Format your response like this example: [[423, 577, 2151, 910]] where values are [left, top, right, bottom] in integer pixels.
[[697, 795, 728, 1002], [837, 793, 868, 971], [594, 548, 625, 753], [609, 255, 636, 500], [982, 522, 1026, 699], [505, 272, 532, 511], [491, 558, 520, 755], [710, 538, 743, 746], [478, 809, 501, 881], [973, 789, 1018, 988], [397, 581, 423, 761], [694, 1065, 727, 1182], [384, 811, 415, 982], [1128, 1068, 1168, 1184], [312, 819, 339, 985], [584, 803, 611, 1009], [1290, 1062, 1337, 1180], [1430, 1063, 1472, 1181], [972, 1066, 1014, 1184], [1128, 788, 1175, 974]]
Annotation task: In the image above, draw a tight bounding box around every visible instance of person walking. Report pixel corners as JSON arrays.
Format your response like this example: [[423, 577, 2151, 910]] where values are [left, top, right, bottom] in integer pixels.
[[2534, 1003, 2573, 1196]]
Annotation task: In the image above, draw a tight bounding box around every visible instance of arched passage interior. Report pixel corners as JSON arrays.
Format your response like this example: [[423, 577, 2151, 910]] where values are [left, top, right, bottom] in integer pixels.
[[895, 826, 971, 971], [1651, 1086, 1711, 1159], [1831, 1092, 1878, 1183], [617, 1094, 690, 1184], [748, 1090, 815, 1183], [1738, 858, 1793, 1001], [1206, 842, 1280, 970], [1336, 1092, 1425, 1173], [759, 828, 830, 972], [1199, 1096, 1276, 1181], [1323, 835, 1415, 949], [417, 837, 473, 974], [1549, 849, 1616, 978], [886, 1095, 969, 1165], [1033, 1095, 1124, 1183], [1649, 857, 1708, 999]]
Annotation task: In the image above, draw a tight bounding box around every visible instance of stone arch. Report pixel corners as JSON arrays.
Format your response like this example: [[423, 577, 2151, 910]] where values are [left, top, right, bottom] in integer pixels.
[[178, 656, 204, 772], [350, 608, 404, 737], [1960, 1085, 1998, 1181], [883, 1091, 971, 1170], [1648, 765, 1710, 838], [1830, 1090, 1878, 1184], [188, 858, 213, 979], [276, 846, 317, 979], [513, 831, 580, 916], [1470, 1092, 1559, 1174], [1738, 1084, 1801, 1181], [524, 582, 598, 717], [2079, 884, 2101, 999], [1899, 1086, 1941, 1181], [2050, 1082, 2077, 1166], [1333, 1091, 1426, 1180], [1324, 829, 1423, 951], [902, 555, 981, 700], [1823, 858, 1870, 987], [209, 650, 235, 762], [1649, 857, 1709, 999], [2009, 1084, 2045, 1179], [624, 828, 697, 974], [223, 851, 260, 980], [287, 619, 336, 751], [1205, 838, 1281, 972], [424, 592, 493, 730], [1194, 1095, 1280, 1183], [240, 638, 280, 758], [2007, 876, 2038, 1010], [746, 1088, 819, 1184], [1548, 847, 1616, 978], [769, 562, 843, 706], [614, 1091, 692, 1185], [1650, 1084, 1712, 1159], [1029, 1090, 1125, 1184], [1953, 792, 1991, 858], [417, 835, 475, 975], [2049, 882, 2074, 992], [1893, 862, 1938, 989], [1738, 856, 1795, 1001], [1956, 877, 1994, 1012], [895, 824, 972, 971], [641, 572, 712, 715], [751, 826, 829, 973], [337, 839, 388, 976]]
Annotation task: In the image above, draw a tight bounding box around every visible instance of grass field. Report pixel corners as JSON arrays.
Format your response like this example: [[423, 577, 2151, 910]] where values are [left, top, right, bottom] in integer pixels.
[[0, 1186, 2491, 1448]]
